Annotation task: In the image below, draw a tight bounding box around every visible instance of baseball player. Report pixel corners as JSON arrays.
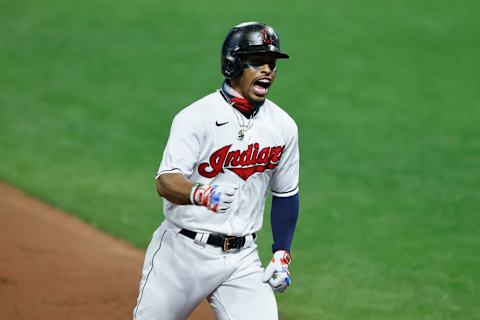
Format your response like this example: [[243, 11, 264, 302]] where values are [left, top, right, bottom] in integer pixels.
[[133, 22, 299, 320]]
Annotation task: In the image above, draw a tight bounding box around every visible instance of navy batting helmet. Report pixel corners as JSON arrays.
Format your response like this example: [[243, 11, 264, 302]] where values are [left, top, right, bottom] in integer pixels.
[[221, 22, 289, 79]]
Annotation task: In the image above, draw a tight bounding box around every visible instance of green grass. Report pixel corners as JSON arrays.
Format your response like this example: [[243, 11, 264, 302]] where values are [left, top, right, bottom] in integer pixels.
[[1, 0, 479, 319]]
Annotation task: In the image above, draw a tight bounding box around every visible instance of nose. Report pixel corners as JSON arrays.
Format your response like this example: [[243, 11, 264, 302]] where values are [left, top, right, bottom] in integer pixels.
[[259, 62, 275, 74]]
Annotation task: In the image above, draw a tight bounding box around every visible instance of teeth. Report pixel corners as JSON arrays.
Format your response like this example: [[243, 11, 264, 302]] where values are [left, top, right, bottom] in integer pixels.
[[258, 79, 271, 84]]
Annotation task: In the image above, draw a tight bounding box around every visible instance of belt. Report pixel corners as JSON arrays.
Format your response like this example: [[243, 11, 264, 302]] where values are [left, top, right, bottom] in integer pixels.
[[179, 229, 256, 251]]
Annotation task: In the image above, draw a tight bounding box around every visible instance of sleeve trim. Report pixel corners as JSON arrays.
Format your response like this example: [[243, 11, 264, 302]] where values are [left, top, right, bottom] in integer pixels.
[[271, 186, 299, 197], [155, 168, 184, 180]]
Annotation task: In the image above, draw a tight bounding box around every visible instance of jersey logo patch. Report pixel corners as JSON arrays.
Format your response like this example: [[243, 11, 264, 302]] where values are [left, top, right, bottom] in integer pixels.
[[215, 121, 229, 127], [198, 143, 284, 180]]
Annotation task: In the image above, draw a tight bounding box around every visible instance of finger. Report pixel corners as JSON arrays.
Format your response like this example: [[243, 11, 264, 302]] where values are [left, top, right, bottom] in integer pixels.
[[217, 205, 229, 212], [276, 285, 287, 293], [222, 194, 235, 202], [219, 203, 231, 210], [222, 189, 237, 196], [270, 272, 290, 288], [223, 186, 237, 193], [221, 197, 233, 204], [269, 278, 285, 292], [222, 198, 235, 205], [262, 264, 274, 282]]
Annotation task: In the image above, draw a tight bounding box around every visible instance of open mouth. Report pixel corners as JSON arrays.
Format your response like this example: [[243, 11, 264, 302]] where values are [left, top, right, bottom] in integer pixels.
[[253, 78, 272, 97]]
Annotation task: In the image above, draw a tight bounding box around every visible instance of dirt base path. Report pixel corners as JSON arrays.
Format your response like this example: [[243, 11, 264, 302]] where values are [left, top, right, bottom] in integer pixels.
[[0, 182, 214, 320]]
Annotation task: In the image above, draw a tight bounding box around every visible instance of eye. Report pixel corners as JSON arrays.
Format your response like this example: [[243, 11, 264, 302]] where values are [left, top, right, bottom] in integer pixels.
[[248, 59, 263, 66], [243, 59, 276, 70]]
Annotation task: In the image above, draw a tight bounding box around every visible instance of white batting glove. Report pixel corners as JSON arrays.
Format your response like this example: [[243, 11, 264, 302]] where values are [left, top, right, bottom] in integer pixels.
[[262, 250, 292, 293], [190, 183, 238, 213]]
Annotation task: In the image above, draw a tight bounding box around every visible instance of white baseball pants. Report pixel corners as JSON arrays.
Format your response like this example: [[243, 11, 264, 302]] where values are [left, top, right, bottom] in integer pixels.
[[133, 220, 277, 320]]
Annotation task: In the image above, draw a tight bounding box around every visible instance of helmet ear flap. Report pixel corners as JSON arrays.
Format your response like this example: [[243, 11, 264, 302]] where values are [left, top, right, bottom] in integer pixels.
[[223, 55, 243, 79], [223, 59, 235, 78], [231, 55, 243, 78]]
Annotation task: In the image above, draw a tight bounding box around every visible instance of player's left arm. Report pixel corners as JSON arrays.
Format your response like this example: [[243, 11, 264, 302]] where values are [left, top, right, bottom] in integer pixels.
[[262, 120, 300, 293], [261, 195, 298, 293]]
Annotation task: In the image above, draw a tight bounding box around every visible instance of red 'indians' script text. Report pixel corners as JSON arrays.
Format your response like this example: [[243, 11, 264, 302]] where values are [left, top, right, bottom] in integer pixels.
[[198, 143, 285, 181]]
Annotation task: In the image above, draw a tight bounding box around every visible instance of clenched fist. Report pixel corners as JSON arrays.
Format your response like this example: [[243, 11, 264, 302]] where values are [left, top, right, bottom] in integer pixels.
[[262, 250, 292, 293], [190, 183, 238, 213]]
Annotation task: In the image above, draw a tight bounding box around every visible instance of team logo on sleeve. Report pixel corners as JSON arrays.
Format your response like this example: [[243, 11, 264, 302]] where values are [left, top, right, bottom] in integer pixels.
[[198, 143, 284, 180]]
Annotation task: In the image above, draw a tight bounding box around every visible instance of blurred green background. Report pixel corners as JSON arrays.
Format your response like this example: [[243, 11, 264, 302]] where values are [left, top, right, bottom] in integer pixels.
[[1, 0, 479, 319]]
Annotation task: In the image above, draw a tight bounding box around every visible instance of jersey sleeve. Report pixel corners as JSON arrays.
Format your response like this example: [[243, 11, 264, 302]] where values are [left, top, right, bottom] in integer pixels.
[[270, 122, 299, 197], [156, 111, 203, 179]]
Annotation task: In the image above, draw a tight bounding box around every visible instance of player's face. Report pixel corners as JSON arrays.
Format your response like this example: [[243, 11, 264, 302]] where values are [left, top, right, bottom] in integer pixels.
[[230, 54, 277, 104]]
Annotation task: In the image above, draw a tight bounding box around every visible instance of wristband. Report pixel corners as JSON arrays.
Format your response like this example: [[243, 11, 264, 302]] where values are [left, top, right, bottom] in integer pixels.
[[189, 183, 202, 205]]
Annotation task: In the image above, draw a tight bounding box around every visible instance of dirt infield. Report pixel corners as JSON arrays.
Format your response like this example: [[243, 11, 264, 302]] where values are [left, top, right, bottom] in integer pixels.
[[0, 182, 214, 320]]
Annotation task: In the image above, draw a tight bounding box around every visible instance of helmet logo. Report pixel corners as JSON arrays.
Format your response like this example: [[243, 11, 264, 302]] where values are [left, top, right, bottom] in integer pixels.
[[262, 29, 273, 45]]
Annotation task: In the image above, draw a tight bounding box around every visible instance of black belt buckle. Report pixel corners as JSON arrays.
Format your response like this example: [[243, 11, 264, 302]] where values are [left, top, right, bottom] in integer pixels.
[[223, 236, 243, 251]]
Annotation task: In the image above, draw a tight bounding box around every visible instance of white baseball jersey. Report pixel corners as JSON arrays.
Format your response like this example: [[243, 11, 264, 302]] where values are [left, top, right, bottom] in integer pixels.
[[157, 90, 299, 236]]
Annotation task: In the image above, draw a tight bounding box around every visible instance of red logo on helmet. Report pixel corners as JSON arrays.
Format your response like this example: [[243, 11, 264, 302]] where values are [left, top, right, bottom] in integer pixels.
[[262, 29, 273, 45], [198, 143, 284, 180]]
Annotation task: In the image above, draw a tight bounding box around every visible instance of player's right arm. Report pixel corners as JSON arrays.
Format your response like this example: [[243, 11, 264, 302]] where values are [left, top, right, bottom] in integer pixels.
[[156, 174, 237, 213], [156, 173, 193, 205], [156, 110, 238, 213]]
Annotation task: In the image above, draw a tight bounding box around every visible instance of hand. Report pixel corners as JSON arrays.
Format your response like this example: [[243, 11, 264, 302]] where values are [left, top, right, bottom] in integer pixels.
[[191, 183, 238, 213], [262, 250, 292, 293]]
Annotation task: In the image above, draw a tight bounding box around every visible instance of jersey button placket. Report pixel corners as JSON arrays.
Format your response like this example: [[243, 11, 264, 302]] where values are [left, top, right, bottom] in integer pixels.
[[239, 130, 249, 212]]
